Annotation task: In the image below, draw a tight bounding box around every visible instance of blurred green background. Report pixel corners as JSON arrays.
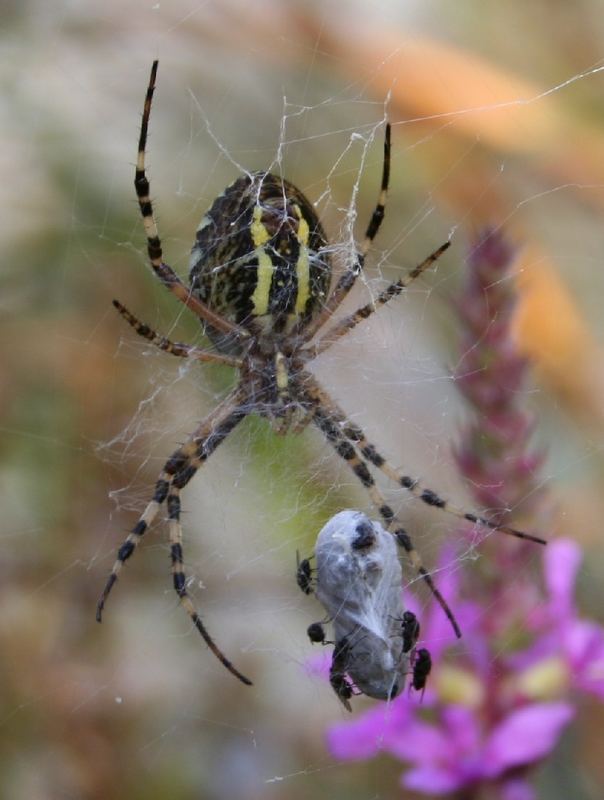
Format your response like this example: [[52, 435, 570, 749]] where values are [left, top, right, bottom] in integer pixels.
[[3, 1, 604, 798]]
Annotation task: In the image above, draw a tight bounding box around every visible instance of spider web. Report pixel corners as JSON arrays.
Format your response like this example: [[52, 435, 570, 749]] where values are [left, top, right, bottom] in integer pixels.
[[3, 2, 604, 799]]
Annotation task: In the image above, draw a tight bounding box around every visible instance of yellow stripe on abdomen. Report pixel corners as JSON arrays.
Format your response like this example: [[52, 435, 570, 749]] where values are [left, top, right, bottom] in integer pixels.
[[250, 205, 274, 316], [294, 207, 310, 314]]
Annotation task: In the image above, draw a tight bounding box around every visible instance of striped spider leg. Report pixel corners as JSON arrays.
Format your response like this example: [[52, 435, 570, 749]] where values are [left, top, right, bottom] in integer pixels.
[[293, 371, 545, 638], [97, 62, 257, 684], [97, 387, 253, 685]]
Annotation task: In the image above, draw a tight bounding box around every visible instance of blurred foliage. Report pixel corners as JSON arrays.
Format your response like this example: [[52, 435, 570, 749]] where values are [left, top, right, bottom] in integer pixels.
[[2, 1, 604, 798]]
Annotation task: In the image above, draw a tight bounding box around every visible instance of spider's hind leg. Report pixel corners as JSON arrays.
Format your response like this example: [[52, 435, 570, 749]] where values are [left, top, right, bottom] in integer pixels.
[[166, 481, 252, 685], [342, 422, 546, 545], [303, 370, 545, 545], [96, 387, 252, 685], [305, 385, 462, 638], [95, 431, 203, 623], [96, 475, 169, 621]]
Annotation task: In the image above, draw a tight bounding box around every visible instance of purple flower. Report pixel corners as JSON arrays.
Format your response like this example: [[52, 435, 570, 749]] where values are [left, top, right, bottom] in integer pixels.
[[327, 536, 603, 796], [323, 230, 604, 799], [330, 699, 574, 796], [328, 700, 413, 761], [513, 538, 604, 700], [404, 702, 573, 794]]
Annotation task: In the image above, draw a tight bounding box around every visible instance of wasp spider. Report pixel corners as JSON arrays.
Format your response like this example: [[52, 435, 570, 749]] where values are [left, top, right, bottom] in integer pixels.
[[97, 62, 545, 686]]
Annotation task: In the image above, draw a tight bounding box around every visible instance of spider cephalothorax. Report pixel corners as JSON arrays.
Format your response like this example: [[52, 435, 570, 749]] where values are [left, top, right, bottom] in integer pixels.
[[97, 61, 545, 688]]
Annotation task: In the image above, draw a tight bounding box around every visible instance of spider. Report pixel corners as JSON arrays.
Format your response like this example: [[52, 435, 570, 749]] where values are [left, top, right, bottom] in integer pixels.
[[97, 61, 546, 687]]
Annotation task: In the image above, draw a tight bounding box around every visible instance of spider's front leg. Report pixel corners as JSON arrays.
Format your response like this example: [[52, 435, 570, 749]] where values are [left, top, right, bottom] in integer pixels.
[[134, 60, 250, 343], [297, 122, 391, 344], [306, 240, 450, 360], [96, 387, 252, 685], [112, 300, 243, 367]]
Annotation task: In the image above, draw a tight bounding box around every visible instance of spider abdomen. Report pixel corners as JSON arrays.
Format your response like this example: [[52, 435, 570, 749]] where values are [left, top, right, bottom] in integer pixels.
[[189, 173, 331, 342]]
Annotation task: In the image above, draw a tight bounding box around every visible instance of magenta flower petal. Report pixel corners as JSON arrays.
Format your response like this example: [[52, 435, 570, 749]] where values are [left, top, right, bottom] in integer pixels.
[[442, 706, 481, 754], [567, 621, 604, 698], [327, 716, 384, 760], [385, 716, 450, 762], [403, 764, 465, 795], [390, 707, 483, 792], [500, 777, 536, 800], [482, 702, 575, 777], [327, 702, 410, 761], [421, 545, 469, 658], [566, 620, 602, 664], [304, 651, 331, 679], [544, 539, 582, 618]]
